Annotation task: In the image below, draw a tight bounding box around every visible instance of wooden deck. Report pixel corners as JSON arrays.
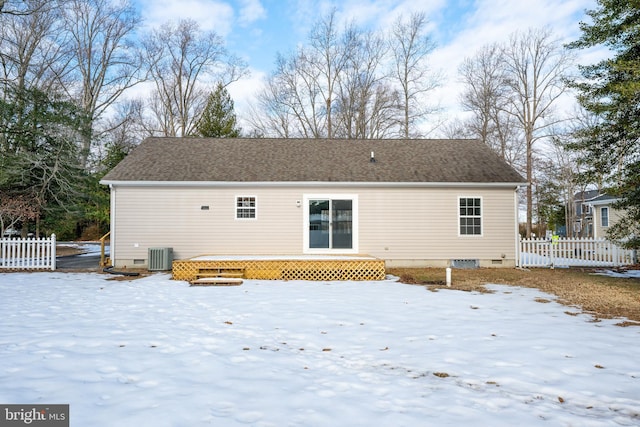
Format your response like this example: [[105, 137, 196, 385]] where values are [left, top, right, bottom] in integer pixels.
[[172, 255, 386, 282]]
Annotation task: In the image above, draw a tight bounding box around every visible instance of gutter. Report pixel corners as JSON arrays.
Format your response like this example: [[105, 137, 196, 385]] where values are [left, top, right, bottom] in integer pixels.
[[99, 180, 528, 189]]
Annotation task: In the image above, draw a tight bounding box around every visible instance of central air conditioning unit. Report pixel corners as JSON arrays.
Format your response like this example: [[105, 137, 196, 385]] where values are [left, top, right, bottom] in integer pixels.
[[148, 247, 173, 271]]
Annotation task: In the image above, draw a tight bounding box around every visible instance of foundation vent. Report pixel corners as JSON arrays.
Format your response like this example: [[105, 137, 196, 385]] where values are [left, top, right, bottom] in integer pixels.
[[450, 259, 479, 269]]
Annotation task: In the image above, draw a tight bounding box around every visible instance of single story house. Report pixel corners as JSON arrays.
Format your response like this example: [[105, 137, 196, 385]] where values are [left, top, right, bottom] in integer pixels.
[[100, 137, 526, 269]]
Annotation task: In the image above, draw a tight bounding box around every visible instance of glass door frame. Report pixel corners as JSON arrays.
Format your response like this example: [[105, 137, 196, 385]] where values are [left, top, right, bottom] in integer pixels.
[[303, 194, 359, 254]]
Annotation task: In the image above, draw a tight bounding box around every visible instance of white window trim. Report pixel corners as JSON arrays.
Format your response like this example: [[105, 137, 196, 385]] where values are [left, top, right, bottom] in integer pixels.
[[600, 207, 609, 227], [235, 195, 257, 220], [303, 194, 359, 254], [458, 196, 483, 237]]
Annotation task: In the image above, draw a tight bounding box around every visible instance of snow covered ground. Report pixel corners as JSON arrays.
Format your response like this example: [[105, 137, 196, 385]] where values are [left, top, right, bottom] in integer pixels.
[[0, 272, 638, 427]]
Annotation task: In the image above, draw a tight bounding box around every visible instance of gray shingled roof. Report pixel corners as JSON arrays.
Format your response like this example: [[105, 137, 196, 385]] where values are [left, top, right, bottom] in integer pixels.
[[101, 137, 525, 184]]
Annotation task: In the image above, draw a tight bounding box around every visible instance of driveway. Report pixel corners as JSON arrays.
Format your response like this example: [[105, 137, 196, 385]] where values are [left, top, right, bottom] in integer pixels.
[[56, 242, 105, 270], [56, 253, 102, 270]]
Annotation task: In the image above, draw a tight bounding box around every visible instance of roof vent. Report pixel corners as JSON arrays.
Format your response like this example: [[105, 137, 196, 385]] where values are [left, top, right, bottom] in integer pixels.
[[370, 151, 376, 163]]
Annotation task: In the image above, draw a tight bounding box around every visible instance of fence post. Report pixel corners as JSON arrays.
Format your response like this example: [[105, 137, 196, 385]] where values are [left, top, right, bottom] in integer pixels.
[[50, 234, 56, 270]]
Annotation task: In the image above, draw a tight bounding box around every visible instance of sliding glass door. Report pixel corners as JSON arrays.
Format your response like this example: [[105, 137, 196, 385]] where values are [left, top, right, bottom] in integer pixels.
[[306, 196, 357, 252]]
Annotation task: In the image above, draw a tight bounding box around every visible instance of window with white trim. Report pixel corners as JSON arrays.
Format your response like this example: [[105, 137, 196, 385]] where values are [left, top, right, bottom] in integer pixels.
[[236, 196, 256, 219], [601, 207, 609, 227], [459, 197, 482, 235]]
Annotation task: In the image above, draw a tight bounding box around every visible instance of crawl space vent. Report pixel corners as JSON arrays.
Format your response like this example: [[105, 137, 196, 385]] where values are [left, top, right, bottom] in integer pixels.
[[450, 259, 479, 269]]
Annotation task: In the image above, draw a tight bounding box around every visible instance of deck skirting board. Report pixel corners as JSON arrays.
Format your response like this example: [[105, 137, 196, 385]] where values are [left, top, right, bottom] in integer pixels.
[[172, 258, 385, 282]]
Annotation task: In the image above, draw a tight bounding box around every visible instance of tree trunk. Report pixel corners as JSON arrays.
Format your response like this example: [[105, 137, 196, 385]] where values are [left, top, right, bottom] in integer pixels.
[[326, 97, 332, 139], [526, 130, 533, 238]]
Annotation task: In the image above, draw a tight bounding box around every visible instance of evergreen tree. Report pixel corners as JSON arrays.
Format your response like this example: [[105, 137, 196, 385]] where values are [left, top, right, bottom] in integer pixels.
[[0, 84, 88, 237], [79, 142, 129, 239], [568, 0, 640, 248], [196, 83, 241, 138]]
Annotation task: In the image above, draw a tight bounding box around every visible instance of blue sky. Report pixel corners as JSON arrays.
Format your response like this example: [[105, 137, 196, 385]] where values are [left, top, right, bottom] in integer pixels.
[[132, 0, 600, 130]]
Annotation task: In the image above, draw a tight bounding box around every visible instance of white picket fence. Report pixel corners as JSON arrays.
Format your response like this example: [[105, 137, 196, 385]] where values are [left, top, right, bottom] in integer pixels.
[[519, 237, 635, 268], [0, 234, 56, 270]]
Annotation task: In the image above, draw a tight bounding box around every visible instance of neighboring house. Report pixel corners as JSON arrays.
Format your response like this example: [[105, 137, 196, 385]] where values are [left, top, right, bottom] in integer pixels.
[[573, 190, 622, 239], [573, 190, 600, 237], [100, 138, 526, 269], [588, 194, 623, 239]]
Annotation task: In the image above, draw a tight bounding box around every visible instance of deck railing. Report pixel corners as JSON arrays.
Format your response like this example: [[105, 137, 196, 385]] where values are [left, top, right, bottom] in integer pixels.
[[520, 237, 635, 268], [99, 231, 111, 267], [0, 234, 56, 270]]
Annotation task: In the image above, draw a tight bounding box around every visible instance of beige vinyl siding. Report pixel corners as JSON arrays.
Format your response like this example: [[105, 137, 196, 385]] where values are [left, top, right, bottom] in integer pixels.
[[110, 184, 519, 268], [112, 186, 305, 264], [356, 187, 517, 266], [594, 205, 624, 239]]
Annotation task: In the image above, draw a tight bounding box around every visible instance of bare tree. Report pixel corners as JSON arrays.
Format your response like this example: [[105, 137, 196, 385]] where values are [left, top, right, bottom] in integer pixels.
[[305, 10, 355, 139], [547, 138, 580, 237], [0, 0, 70, 93], [252, 39, 341, 139], [251, 11, 399, 139], [250, 11, 442, 140], [0, 0, 74, 169], [459, 45, 506, 150], [438, 118, 472, 139], [501, 27, 574, 237], [275, 51, 325, 138], [95, 98, 146, 167], [141, 18, 247, 137], [0, 0, 44, 16], [334, 27, 398, 139], [458, 42, 528, 175], [389, 12, 440, 138], [253, 10, 364, 139], [0, 192, 39, 236], [61, 0, 143, 169], [561, 107, 604, 237], [247, 73, 296, 138]]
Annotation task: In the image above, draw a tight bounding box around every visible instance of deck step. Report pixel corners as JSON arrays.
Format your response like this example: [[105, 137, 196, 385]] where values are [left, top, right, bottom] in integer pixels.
[[190, 277, 243, 286], [196, 272, 244, 278], [196, 267, 245, 279]]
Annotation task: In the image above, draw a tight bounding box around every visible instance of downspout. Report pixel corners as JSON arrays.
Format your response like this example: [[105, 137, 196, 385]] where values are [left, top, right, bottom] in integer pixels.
[[110, 184, 116, 267], [591, 204, 598, 239], [515, 187, 521, 267]]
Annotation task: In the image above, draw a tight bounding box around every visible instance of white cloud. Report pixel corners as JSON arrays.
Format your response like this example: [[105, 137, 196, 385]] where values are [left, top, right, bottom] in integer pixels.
[[421, 0, 598, 129], [286, 0, 446, 35], [138, 0, 235, 35], [227, 68, 267, 129], [238, 0, 267, 26]]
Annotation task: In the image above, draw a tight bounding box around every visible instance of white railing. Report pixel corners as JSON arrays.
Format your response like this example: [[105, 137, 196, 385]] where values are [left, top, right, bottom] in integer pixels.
[[519, 237, 635, 268], [0, 234, 56, 270]]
